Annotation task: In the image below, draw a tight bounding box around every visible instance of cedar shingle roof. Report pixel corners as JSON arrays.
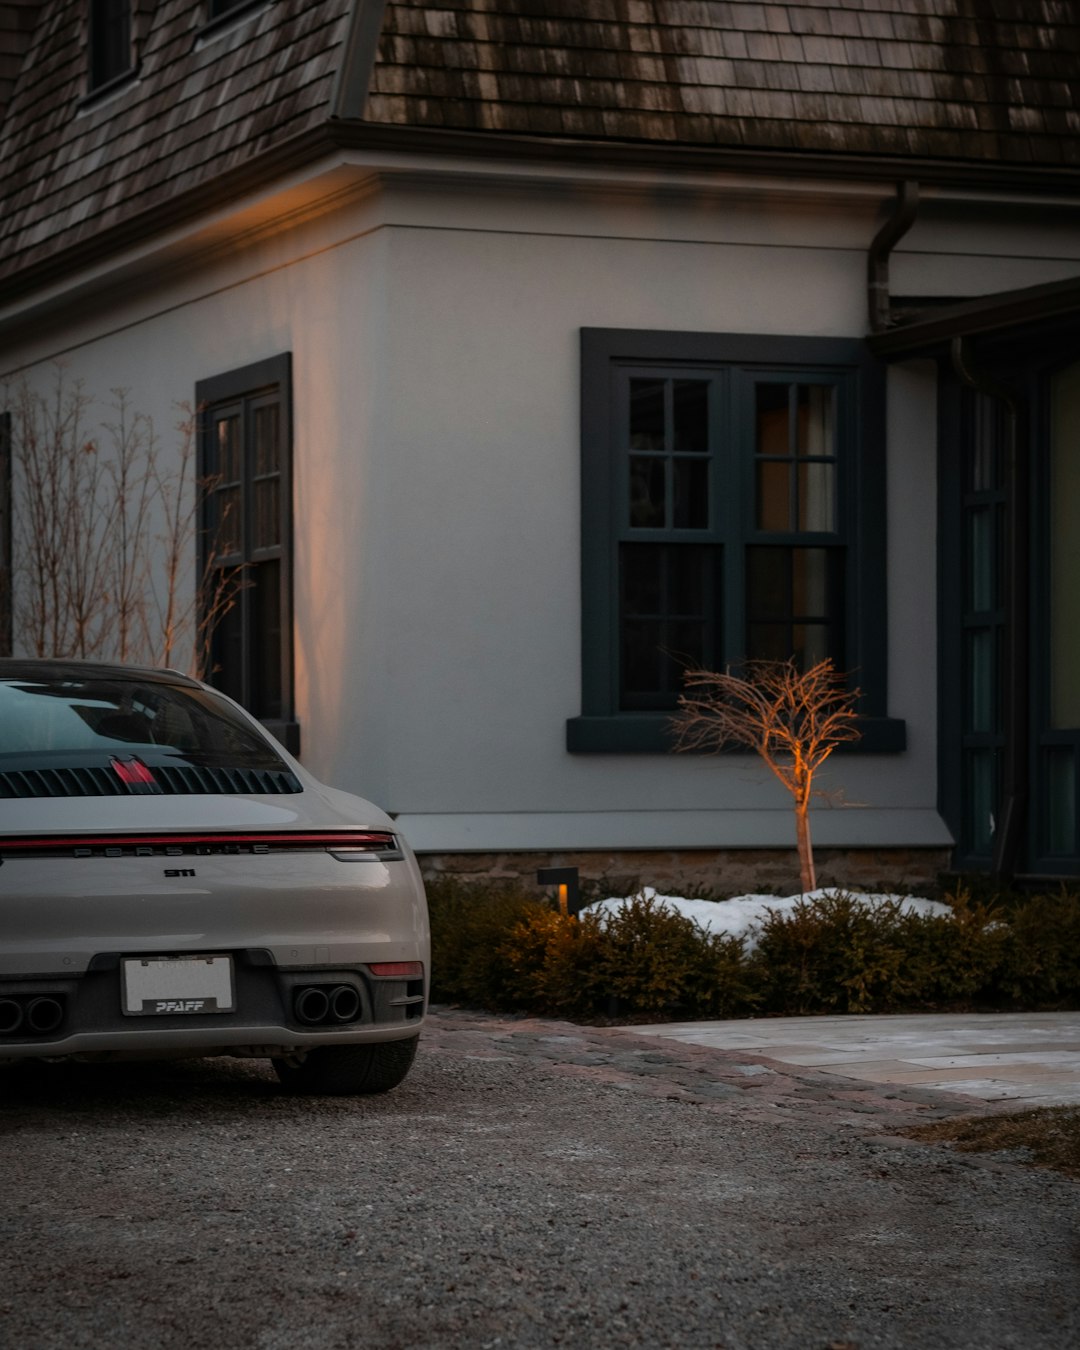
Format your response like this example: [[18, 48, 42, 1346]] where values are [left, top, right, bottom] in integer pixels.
[[367, 0, 1080, 164], [0, 0, 352, 291], [1, 0, 1078, 301]]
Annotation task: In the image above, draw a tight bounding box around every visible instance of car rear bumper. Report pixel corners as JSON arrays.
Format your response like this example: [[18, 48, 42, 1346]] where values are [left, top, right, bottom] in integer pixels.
[[0, 950, 426, 1061]]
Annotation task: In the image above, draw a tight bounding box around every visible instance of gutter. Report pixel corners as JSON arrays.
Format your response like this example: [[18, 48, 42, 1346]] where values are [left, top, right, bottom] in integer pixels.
[[3, 118, 1080, 313]]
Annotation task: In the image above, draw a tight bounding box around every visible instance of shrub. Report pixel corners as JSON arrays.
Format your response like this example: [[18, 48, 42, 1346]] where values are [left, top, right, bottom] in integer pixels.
[[993, 891, 1080, 1008], [427, 877, 1080, 1021], [752, 890, 1015, 1015], [752, 892, 914, 1014], [426, 876, 549, 1008], [497, 909, 608, 1018], [591, 893, 709, 1013], [896, 889, 1007, 1006]]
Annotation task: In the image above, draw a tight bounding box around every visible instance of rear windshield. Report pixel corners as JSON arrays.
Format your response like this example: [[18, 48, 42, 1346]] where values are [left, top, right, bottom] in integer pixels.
[[0, 674, 288, 772]]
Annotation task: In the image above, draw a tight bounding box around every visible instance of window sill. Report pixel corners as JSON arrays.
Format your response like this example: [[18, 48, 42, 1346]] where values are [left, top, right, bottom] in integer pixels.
[[78, 67, 140, 112], [566, 714, 906, 754], [196, 0, 273, 46]]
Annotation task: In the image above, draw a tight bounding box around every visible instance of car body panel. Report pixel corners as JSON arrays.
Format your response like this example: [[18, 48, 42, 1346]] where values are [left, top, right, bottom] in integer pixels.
[[0, 661, 430, 1070]]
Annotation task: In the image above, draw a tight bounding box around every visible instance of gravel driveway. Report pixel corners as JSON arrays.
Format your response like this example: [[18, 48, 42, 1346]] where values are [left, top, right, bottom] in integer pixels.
[[2, 1009, 1078, 1349]]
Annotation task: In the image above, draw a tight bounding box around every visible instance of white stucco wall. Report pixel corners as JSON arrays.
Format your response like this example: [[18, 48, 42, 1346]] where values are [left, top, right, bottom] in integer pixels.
[[4, 165, 1077, 852]]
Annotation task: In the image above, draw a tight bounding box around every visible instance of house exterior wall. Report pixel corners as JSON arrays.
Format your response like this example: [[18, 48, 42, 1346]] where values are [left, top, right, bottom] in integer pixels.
[[4, 168, 1077, 862]]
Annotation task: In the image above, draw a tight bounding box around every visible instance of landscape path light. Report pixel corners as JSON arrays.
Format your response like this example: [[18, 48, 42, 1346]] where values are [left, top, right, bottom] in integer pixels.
[[536, 866, 581, 917]]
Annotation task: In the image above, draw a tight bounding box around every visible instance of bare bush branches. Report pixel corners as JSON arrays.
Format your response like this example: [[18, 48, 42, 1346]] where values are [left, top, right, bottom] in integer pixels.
[[672, 658, 862, 892], [8, 370, 241, 677]]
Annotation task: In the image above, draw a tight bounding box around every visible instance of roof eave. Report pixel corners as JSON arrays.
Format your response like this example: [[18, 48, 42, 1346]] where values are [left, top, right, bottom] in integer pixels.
[[329, 121, 1080, 197], [3, 119, 1080, 312]]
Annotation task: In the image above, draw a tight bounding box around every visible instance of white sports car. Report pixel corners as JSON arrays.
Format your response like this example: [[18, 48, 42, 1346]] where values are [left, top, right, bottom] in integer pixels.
[[0, 659, 429, 1094]]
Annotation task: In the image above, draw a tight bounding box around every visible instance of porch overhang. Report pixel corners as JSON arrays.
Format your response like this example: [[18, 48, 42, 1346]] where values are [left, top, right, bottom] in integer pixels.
[[868, 272, 1080, 361]]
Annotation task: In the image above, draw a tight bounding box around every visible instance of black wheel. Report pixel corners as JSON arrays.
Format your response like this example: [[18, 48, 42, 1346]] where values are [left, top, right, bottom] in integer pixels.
[[273, 1036, 418, 1096]]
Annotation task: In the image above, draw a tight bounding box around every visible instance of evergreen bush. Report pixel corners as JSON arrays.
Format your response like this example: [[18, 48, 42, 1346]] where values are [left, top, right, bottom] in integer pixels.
[[425, 876, 1080, 1021]]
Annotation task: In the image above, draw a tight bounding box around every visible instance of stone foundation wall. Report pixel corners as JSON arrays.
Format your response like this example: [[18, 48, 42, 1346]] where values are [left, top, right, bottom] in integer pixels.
[[418, 847, 953, 898]]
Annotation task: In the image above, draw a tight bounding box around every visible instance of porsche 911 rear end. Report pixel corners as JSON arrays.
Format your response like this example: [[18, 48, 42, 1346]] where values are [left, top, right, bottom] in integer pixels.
[[0, 661, 429, 1095]]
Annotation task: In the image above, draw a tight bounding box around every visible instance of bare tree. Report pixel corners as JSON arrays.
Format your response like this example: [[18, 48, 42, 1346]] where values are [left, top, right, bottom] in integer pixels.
[[672, 658, 862, 893], [148, 404, 245, 677], [7, 370, 242, 677]]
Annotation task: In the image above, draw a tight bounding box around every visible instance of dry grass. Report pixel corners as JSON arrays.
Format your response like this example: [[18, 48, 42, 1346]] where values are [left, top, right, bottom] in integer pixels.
[[905, 1106, 1080, 1180]]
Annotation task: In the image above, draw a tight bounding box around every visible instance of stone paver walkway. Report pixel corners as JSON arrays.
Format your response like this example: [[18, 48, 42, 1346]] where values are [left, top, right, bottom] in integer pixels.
[[628, 1010, 1080, 1107]]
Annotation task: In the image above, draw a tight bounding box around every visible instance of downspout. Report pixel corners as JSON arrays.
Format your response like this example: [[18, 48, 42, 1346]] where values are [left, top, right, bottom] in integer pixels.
[[867, 181, 920, 332], [950, 336, 1029, 881], [330, 0, 388, 121]]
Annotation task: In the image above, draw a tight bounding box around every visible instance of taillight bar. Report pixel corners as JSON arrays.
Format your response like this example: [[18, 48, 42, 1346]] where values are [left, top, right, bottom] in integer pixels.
[[0, 831, 397, 854]]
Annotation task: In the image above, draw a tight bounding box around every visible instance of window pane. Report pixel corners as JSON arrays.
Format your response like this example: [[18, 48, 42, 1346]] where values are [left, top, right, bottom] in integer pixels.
[[211, 485, 241, 556], [756, 461, 790, 531], [672, 380, 708, 452], [90, 0, 131, 88], [1050, 358, 1080, 729], [621, 620, 664, 696], [748, 548, 841, 667], [210, 588, 244, 707], [630, 379, 665, 450], [793, 623, 831, 668], [621, 545, 662, 614], [251, 559, 282, 720], [792, 547, 831, 617], [756, 384, 789, 456], [673, 458, 708, 529], [968, 507, 993, 613], [966, 750, 996, 855], [796, 385, 835, 456], [253, 404, 280, 477], [967, 629, 994, 733], [619, 545, 719, 707], [214, 415, 242, 482], [746, 547, 788, 620], [254, 478, 280, 550], [969, 394, 999, 492], [668, 621, 705, 673], [747, 624, 789, 662], [798, 461, 835, 532], [668, 546, 705, 614], [629, 456, 666, 527], [1046, 747, 1076, 854]]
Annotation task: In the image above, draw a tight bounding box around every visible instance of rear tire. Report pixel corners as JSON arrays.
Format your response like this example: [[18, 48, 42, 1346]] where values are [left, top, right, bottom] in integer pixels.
[[272, 1036, 418, 1096]]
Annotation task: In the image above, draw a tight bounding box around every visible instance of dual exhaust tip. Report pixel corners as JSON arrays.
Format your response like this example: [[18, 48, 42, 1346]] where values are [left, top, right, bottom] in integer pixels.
[[0, 995, 65, 1037], [293, 984, 362, 1027]]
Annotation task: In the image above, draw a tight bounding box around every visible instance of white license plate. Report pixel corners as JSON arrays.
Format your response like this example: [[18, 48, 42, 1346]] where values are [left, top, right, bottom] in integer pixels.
[[122, 955, 235, 1015]]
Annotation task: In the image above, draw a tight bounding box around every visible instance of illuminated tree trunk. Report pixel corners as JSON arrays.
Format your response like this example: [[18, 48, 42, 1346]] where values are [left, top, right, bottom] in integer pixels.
[[794, 795, 816, 894]]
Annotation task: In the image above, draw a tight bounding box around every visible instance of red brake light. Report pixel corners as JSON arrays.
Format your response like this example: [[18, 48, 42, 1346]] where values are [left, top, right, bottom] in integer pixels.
[[110, 756, 158, 788], [369, 962, 424, 978], [0, 831, 397, 856]]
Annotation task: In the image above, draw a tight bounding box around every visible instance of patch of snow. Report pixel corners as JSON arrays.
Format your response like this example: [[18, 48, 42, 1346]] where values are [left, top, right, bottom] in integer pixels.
[[581, 886, 952, 953]]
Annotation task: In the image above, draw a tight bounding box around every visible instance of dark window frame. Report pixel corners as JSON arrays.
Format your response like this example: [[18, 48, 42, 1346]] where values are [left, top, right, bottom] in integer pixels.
[[196, 354, 298, 755], [200, 0, 270, 37], [0, 412, 10, 658], [938, 320, 1080, 879], [569, 328, 903, 753], [86, 0, 135, 97]]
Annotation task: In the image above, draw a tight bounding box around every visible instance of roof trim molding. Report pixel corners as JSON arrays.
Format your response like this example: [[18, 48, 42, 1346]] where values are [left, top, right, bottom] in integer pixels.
[[4, 116, 1080, 318], [329, 122, 1080, 197], [330, 0, 387, 120]]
